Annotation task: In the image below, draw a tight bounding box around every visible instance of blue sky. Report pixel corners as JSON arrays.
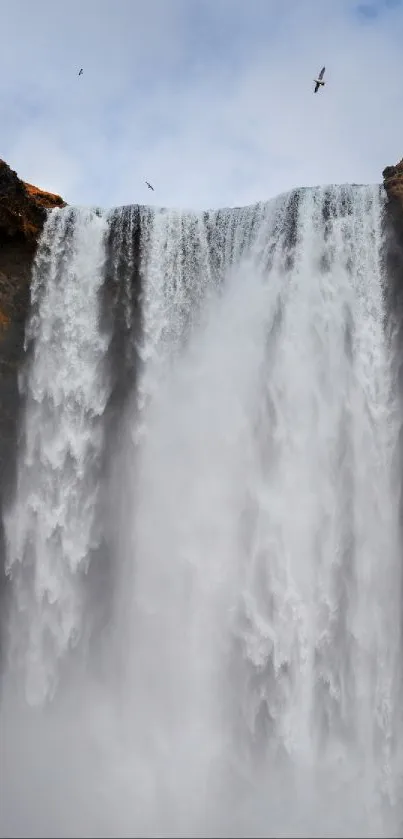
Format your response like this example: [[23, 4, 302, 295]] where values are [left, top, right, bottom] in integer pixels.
[[0, 0, 402, 209]]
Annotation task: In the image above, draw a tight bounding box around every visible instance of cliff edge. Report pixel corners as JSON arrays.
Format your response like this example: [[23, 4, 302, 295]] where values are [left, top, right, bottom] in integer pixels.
[[382, 157, 403, 319], [383, 158, 403, 205], [0, 155, 401, 481], [0, 159, 66, 490], [0, 159, 65, 329]]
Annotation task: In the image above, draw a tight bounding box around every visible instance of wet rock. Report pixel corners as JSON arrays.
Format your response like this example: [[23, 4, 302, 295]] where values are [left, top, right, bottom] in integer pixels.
[[383, 158, 403, 205], [0, 159, 66, 498]]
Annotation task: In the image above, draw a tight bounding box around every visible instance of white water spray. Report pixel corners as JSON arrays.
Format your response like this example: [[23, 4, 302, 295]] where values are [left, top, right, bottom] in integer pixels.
[[3, 207, 110, 706], [1, 186, 402, 838]]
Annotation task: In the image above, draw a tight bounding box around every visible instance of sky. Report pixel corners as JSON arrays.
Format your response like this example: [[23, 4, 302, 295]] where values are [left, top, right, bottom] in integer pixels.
[[0, 0, 402, 210]]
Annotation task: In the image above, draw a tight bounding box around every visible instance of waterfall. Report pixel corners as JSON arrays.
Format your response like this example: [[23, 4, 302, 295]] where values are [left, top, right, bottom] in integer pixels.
[[2, 207, 110, 706], [1, 185, 402, 838]]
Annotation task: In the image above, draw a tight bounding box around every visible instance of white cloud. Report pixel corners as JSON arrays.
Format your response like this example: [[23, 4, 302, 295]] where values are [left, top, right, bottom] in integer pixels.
[[0, 0, 402, 209]]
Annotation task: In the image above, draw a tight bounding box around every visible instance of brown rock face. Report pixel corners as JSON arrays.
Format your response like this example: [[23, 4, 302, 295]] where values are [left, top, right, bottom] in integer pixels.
[[382, 157, 403, 311], [383, 158, 403, 204], [0, 159, 66, 326], [0, 159, 66, 493]]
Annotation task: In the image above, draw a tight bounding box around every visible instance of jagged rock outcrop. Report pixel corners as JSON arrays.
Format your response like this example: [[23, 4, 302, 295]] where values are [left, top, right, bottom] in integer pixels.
[[0, 159, 66, 490], [382, 158, 403, 316], [383, 158, 403, 205], [0, 159, 65, 328]]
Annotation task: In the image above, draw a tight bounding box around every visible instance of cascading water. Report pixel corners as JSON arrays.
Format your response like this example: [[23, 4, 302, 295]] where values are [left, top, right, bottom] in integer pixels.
[[0, 185, 402, 838], [2, 206, 110, 706]]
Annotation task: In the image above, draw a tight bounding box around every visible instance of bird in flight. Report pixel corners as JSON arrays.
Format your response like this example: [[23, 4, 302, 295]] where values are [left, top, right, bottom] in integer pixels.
[[313, 66, 326, 93], [145, 181, 154, 191], [78, 68, 83, 76]]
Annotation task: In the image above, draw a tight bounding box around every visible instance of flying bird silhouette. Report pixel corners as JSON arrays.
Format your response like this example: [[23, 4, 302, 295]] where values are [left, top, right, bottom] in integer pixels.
[[78, 68, 83, 76], [313, 66, 326, 93], [145, 181, 154, 191]]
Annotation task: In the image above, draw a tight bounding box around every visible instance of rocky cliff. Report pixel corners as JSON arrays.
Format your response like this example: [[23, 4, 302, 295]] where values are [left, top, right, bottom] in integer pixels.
[[383, 158, 403, 205], [0, 156, 403, 489], [0, 155, 401, 336], [382, 158, 403, 324], [0, 159, 65, 326], [0, 160, 65, 492]]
